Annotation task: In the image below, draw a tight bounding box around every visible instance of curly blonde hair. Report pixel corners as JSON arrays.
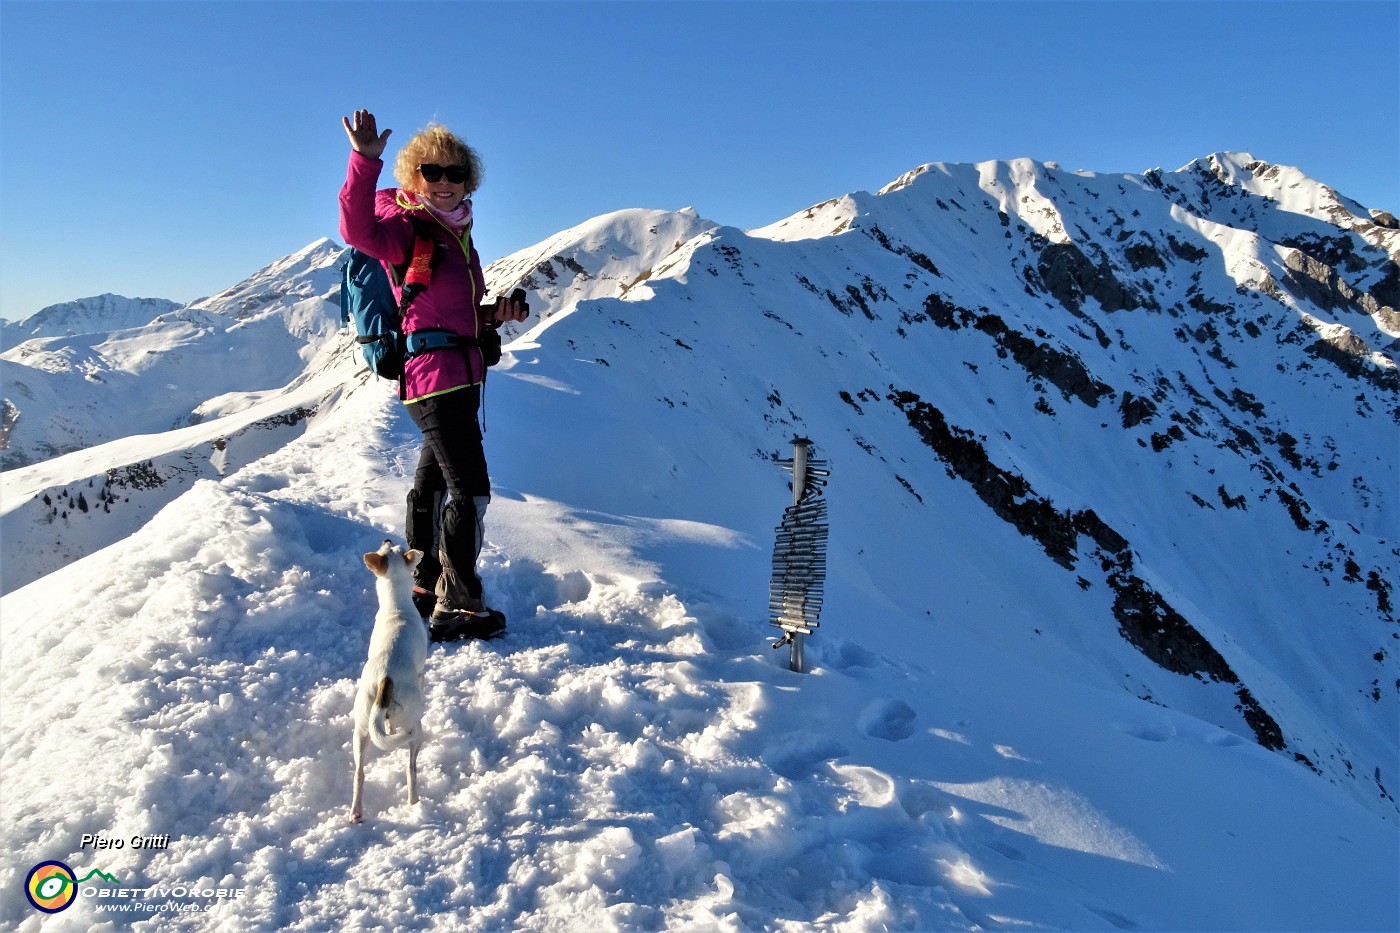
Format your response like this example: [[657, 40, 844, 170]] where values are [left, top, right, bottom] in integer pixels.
[[393, 123, 484, 195]]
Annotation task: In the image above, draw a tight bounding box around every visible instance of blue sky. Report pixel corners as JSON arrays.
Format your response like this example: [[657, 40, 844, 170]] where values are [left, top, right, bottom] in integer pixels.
[[1, 0, 1396, 322]]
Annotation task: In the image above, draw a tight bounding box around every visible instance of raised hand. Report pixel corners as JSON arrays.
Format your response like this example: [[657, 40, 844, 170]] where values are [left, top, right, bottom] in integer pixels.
[[342, 109, 392, 161]]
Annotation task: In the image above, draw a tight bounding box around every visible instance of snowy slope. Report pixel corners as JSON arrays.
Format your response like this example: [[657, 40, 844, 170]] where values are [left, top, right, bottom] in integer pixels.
[[481, 206, 719, 341], [0, 239, 346, 470], [482, 151, 1398, 819], [2, 376, 1393, 932], [1, 293, 184, 346], [1, 152, 1397, 931], [0, 336, 359, 593]]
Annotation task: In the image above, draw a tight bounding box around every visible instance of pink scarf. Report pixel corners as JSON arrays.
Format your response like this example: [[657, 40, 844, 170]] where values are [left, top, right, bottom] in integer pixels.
[[419, 195, 473, 237]]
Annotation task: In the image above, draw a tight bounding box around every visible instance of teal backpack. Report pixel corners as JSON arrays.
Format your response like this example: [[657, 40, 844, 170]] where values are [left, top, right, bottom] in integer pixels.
[[339, 231, 437, 382], [339, 231, 515, 391]]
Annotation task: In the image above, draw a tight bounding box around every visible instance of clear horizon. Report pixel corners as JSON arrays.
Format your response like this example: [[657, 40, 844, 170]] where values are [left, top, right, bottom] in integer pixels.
[[1, 0, 1396, 322]]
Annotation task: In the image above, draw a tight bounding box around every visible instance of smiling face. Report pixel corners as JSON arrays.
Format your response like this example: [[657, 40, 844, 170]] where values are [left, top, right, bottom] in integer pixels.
[[393, 124, 483, 206], [416, 160, 468, 211]]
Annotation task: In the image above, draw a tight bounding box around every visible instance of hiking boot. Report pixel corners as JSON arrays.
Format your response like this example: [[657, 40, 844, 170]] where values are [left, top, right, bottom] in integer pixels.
[[428, 600, 506, 643], [427, 612, 468, 643], [412, 587, 436, 619], [453, 595, 489, 615]]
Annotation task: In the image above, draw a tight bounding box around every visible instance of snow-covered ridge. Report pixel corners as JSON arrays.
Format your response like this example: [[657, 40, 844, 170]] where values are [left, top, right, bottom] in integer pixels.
[[1, 293, 183, 345], [186, 236, 346, 322], [1, 151, 1396, 930], [0, 239, 349, 471], [483, 207, 719, 341]]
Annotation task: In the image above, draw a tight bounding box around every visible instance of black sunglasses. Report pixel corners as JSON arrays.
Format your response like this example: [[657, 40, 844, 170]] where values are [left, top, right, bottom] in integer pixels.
[[419, 163, 469, 184]]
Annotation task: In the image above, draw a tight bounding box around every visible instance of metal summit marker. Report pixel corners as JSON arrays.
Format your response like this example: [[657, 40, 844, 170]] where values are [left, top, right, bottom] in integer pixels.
[[770, 437, 829, 673]]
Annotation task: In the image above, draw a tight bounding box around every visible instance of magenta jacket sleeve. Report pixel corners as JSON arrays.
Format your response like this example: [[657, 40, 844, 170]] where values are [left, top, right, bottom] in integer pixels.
[[338, 151, 411, 264]]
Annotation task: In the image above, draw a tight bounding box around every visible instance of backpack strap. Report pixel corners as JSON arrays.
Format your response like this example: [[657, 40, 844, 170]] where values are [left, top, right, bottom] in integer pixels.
[[405, 329, 469, 357], [392, 227, 438, 400], [400, 232, 435, 305]]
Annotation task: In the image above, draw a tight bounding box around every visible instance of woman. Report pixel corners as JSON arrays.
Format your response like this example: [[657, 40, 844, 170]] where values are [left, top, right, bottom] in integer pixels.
[[339, 109, 527, 642]]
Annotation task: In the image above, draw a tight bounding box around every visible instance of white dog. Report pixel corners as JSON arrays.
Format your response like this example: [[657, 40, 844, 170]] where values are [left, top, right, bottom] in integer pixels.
[[350, 540, 428, 824]]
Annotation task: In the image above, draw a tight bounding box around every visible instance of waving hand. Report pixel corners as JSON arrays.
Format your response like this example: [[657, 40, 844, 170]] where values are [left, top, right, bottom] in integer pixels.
[[342, 109, 392, 161]]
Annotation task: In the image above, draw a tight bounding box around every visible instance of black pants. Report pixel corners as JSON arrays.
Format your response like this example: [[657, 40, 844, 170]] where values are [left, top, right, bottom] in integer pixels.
[[405, 386, 490, 607]]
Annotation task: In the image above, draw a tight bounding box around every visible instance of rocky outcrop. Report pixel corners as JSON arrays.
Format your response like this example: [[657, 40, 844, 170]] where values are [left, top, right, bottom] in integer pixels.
[[1034, 241, 1142, 314], [888, 387, 1288, 751], [920, 293, 1114, 406]]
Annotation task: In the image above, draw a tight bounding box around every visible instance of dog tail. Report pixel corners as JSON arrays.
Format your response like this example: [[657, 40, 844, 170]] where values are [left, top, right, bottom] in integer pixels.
[[367, 676, 416, 751]]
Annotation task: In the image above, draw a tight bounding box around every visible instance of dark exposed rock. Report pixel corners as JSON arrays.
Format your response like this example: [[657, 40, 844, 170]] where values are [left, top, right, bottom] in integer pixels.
[[1372, 263, 1400, 312], [973, 314, 1114, 407], [1300, 325, 1400, 393], [1282, 249, 1392, 319], [1218, 486, 1248, 509], [1236, 688, 1287, 751], [1275, 487, 1312, 530], [522, 254, 592, 290], [1151, 425, 1186, 452], [920, 294, 1114, 406], [844, 283, 879, 320], [1167, 234, 1210, 263], [865, 225, 942, 277], [253, 407, 313, 430], [889, 389, 1081, 568], [1124, 241, 1167, 271], [1187, 291, 1233, 317], [1367, 572, 1394, 616], [923, 292, 973, 330], [888, 387, 1288, 751], [0, 398, 18, 451], [1109, 572, 1233, 681], [1275, 232, 1375, 277], [1036, 241, 1141, 314], [1119, 392, 1157, 428]]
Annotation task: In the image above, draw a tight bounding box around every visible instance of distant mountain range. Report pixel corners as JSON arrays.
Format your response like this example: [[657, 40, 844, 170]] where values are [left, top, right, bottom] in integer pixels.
[[2, 293, 183, 343], [0, 240, 346, 469]]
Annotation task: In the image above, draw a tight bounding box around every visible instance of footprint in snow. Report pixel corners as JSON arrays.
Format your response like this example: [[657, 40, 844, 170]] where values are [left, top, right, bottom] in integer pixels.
[[766, 732, 851, 778], [857, 697, 917, 741]]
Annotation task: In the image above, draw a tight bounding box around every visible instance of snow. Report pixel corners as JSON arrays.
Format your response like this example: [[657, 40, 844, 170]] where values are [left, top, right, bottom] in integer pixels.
[[0, 294, 183, 346], [2, 153, 1398, 930], [3, 380, 1394, 931]]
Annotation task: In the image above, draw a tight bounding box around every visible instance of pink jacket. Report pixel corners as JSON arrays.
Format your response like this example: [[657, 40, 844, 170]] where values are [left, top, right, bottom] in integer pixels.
[[339, 150, 491, 402]]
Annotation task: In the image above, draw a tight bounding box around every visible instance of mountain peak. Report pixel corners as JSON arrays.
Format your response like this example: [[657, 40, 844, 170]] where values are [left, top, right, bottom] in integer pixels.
[[483, 206, 719, 333], [1, 147, 1396, 929], [2, 293, 183, 344], [186, 239, 347, 320], [3, 150, 1396, 851]]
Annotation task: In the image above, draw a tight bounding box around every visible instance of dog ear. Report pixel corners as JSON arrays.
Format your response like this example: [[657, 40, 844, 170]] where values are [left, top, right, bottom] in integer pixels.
[[364, 552, 386, 575], [404, 549, 423, 567]]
